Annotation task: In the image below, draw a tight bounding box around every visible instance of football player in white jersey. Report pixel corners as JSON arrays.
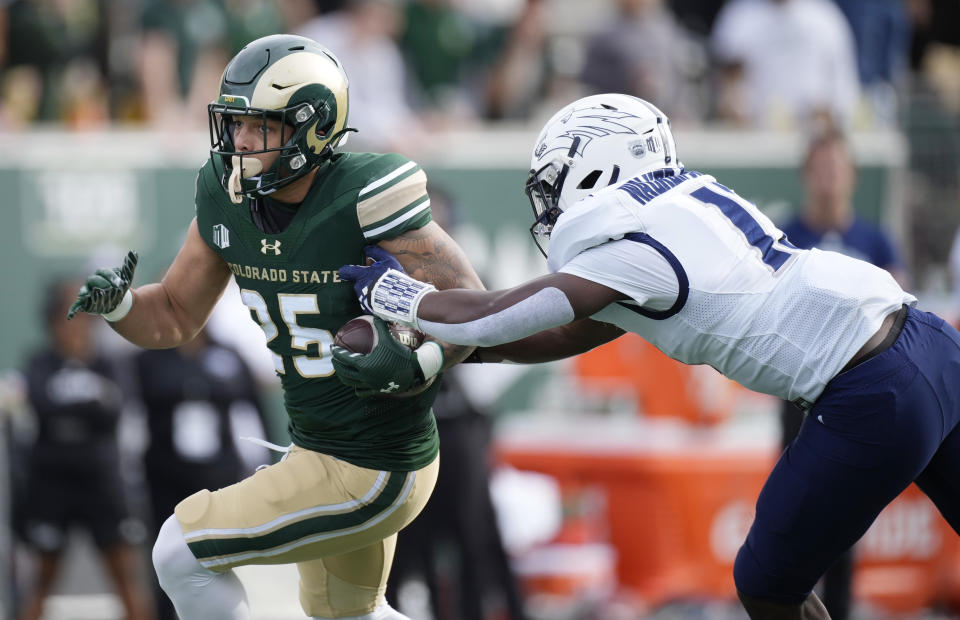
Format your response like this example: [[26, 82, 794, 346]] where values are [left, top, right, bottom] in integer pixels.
[[332, 94, 960, 620]]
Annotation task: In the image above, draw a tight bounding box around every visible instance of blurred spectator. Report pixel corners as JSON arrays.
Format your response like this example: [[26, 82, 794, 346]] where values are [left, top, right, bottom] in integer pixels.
[[901, 0, 960, 287], [579, 0, 704, 124], [272, 0, 323, 32], [778, 129, 908, 620], [950, 224, 960, 327], [481, 0, 550, 120], [833, 0, 911, 127], [138, 0, 230, 127], [400, 0, 545, 121], [14, 278, 153, 620], [388, 371, 528, 620], [388, 186, 527, 620], [400, 0, 489, 116], [710, 0, 860, 130], [1, 369, 29, 619], [1, 0, 110, 128], [137, 0, 282, 128], [134, 327, 268, 620], [908, 0, 960, 72], [297, 0, 423, 153], [0, 1, 8, 68], [907, 0, 960, 117], [781, 129, 908, 286], [668, 0, 726, 37], [222, 0, 284, 57]]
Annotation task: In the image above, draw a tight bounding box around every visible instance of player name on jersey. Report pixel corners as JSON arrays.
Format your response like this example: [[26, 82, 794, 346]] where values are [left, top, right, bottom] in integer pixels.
[[620, 170, 704, 205], [225, 262, 342, 284]]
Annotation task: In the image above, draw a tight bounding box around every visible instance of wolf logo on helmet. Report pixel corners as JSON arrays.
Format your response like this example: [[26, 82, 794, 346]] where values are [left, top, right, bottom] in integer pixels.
[[524, 93, 682, 256], [207, 34, 355, 203], [540, 108, 652, 160]]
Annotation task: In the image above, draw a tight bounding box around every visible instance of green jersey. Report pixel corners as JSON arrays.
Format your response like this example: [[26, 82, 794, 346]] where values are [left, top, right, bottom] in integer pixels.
[[195, 151, 441, 471]]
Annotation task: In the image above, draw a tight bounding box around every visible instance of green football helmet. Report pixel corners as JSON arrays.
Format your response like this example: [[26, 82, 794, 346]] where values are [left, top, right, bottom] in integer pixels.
[[208, 34, 353, 202]]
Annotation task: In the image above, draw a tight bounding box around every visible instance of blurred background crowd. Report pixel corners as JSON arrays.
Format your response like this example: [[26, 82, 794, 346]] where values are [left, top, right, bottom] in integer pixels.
[[2, 0, 960, 619], [2, 0, 959, 129], [1, 0, 960, 282]]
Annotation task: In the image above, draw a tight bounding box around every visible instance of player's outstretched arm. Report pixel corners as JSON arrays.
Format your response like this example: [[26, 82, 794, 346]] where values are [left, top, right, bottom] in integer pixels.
[[340, 249, 627, 349], [69, 218, 232, 349], [473, 318, 625, 364]]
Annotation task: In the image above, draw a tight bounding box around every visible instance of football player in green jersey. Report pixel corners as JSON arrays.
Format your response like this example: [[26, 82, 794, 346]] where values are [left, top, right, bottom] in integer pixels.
[[67, 34, 483, 620]]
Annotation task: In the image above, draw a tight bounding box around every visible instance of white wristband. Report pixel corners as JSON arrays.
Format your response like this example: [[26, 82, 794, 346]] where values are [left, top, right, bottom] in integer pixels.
[[414, 341, 444, 381], [369, 269, 436, 328], [102, 289, 133, 322]]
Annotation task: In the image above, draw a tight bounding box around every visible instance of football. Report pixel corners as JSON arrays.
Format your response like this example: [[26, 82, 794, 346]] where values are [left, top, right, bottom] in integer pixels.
[[334, 316, 426, 354]]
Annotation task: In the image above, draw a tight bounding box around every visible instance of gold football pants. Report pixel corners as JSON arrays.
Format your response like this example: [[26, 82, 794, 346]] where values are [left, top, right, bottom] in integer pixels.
[[174, 446, 438, 618]]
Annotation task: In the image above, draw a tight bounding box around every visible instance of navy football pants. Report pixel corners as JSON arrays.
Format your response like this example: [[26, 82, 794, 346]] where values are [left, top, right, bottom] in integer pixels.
[[734, 307, 960, 603]]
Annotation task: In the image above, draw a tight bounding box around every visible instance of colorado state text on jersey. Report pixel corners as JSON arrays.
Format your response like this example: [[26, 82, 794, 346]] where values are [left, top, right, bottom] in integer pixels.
[[226, 262, 343, 284]]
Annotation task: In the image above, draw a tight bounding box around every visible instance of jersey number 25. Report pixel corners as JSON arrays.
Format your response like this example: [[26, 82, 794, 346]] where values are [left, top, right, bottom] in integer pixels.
[[240, 290, 335, 378]]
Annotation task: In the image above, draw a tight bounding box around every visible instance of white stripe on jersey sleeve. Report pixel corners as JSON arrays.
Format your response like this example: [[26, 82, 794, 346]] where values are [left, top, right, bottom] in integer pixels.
[[357, 169, 428, 229], [359, 161, 418, 197], [362, 200, 431, 239]]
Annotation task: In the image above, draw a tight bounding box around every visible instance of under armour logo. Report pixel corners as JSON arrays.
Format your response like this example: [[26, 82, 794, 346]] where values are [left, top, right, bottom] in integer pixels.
[[380, 381, 400, 394], [261, 239, 281, 255]]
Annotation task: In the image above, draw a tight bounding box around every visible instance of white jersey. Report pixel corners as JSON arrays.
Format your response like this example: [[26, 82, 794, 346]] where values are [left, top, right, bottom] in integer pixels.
[[548, 170, 915, 403]]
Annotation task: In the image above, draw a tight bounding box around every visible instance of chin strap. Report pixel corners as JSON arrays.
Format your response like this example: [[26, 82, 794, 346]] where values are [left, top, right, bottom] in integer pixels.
[[227, 155, 264, 204]]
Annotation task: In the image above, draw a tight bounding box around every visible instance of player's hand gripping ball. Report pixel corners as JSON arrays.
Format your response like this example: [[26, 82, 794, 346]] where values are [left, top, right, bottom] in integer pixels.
[[331, 316, 436, 398]]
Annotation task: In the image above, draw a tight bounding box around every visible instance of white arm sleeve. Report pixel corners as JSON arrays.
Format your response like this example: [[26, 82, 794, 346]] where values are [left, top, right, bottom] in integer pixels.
[[418, 287, 576, 347], [414, 238, 678, 347], [559, 238, 680, 312]]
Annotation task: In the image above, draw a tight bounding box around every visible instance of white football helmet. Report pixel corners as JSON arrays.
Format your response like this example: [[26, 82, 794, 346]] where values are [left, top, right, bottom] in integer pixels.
[[525, 93, 682, 255]]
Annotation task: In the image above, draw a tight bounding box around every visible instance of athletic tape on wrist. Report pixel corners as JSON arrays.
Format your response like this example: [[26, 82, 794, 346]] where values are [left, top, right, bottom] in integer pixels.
[[369, 269, 436, 327], [102, 289, 133, 322], [414, 341, 444, 381]]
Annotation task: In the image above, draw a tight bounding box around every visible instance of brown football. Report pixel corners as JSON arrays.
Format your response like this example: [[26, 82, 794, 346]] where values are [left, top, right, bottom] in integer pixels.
[[334, 316, 377, 353], [389, 323, 426, 350], [334, 316, 426, 354]]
